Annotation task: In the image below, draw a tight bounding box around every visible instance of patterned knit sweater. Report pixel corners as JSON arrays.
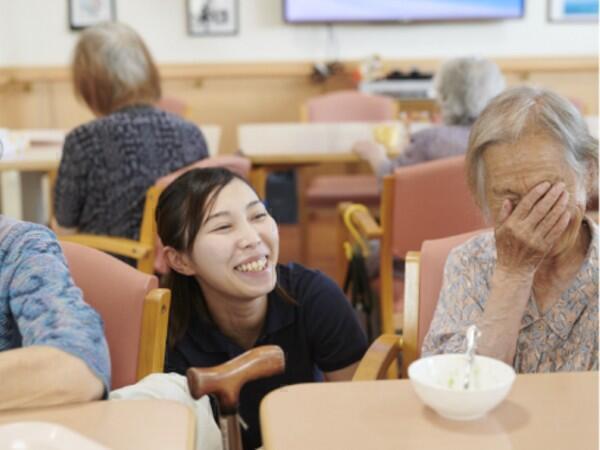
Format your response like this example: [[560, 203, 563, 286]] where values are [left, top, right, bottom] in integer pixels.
[[0, 216, 111, 392], [54, 105, 208, 240]]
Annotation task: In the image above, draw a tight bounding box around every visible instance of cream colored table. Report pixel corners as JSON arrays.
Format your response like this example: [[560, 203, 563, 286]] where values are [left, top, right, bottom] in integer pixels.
[[238, 121, 406, 197], [0, 126, 221, 222], [0, 129, 63, 222], [261, 371, 598, 450], [0, 399, 195, 450]]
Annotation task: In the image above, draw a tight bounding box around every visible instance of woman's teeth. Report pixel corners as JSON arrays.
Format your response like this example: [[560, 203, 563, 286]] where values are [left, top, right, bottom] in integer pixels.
[[236, 257, 268, 272]]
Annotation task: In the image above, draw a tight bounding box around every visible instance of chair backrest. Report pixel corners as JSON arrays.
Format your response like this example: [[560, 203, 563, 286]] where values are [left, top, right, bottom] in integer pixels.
[[151, 155, 252, 273], [303, 90, 397, 122], [60, 241, 168, 389], [402, 229, 485, 375], [385, 155, 486, 260]]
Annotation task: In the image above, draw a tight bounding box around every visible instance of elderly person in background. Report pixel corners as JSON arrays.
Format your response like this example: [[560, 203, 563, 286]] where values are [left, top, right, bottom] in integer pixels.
[[53, 22, 208, 243], [353, 56, 505, 184], [422, 87, 598, 372]]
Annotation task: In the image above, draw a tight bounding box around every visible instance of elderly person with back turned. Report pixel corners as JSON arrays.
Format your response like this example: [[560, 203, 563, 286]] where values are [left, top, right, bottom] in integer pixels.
[[53, 22, 208, 242], [354, 56, 505, 184], [423, 87, 598, 372]]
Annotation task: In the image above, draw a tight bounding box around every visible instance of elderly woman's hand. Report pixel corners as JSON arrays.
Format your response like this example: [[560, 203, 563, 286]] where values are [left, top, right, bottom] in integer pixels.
[[352, 140, 388, 172], [494, 181, 571, 277]]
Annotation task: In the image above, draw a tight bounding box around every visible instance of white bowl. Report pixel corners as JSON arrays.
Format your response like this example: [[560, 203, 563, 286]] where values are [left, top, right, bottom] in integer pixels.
[[408, 354, 516, 421]]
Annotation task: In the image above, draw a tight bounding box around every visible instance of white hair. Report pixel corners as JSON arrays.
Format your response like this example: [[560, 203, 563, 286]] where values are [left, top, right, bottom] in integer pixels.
[[434, 57, 506, 126]]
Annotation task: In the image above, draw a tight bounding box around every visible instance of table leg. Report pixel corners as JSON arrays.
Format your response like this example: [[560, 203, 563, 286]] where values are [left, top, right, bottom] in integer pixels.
[[297, 167, 310, 264], [0, 171, 23, 220]]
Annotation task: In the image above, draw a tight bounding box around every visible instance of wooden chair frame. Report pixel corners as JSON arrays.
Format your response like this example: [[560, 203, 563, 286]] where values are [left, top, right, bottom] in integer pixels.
[[60, 185, 162, 275], [347, 251, 422, 380], [338, 174, 398, 335], [338, 176, 421, 379], [352, 334, 402, 381], [137, 287, 171, 380]]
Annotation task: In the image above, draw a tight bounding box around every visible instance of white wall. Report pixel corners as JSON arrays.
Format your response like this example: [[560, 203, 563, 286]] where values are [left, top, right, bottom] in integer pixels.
[[0, 0, 597, 66]]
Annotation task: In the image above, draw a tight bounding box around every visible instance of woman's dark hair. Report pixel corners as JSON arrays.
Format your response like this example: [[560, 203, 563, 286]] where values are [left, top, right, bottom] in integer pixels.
[[156, 167, 294, 347]]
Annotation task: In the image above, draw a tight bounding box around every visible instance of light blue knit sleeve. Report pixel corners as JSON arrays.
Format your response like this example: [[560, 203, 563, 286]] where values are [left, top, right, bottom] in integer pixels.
[[4, 222, 111, 393]]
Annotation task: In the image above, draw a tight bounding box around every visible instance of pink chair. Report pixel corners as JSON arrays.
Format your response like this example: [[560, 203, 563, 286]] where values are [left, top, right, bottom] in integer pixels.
[[340, 155, 487, 336], [60, 241, 171, 389], [60, 155, 251, 275], [302, 91, 396, 210], [298, 91, 397, 265], [302, 90, 397, 123], [402, 229, 485, 375]]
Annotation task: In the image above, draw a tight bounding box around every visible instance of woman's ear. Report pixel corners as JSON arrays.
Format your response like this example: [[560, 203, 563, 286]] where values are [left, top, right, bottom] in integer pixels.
[[163, 247, 196, 276]]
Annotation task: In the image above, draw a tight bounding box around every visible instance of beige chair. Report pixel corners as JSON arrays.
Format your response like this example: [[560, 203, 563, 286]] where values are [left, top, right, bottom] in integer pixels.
[[339, 155, 486, 336], [60, 241, 171, 389], [352, 229, 484, 379], [60, 155, 251, 274]]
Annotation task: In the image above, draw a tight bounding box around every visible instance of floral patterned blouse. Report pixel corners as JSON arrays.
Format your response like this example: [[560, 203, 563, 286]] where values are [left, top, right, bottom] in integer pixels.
[[422, 218, 598, 372]]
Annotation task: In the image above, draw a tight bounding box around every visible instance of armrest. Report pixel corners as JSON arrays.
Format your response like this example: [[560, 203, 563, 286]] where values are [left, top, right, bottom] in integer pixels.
[[351, 208, 382, 240], [59, 234, 152, 260], [338, 202, 382, 240], [352, 334, 403, 381], [137, 288, 171, 380]]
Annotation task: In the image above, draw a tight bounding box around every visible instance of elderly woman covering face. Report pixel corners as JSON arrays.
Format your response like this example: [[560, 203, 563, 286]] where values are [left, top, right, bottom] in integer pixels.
[[422, 87, 598, 372]]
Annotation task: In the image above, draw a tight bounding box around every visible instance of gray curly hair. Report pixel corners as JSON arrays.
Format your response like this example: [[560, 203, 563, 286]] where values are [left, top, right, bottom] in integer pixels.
[[435, 57, 505, 126]]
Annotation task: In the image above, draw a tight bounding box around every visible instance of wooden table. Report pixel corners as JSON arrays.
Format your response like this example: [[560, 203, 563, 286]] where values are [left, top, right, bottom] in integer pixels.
[[0, 399, 195, 450], [260, 371, 598, 450], [238, 121, 407, 198], [0, 126, 221, 223], [0, 133, 62, 222]]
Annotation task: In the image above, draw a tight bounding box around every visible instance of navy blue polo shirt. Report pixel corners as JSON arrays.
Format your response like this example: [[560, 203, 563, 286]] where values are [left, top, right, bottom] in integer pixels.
[[165, 262, 368, 450]]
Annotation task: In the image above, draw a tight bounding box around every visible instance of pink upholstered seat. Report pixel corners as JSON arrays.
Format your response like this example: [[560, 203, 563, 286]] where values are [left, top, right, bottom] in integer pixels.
[[303, 90, 396, 208], [390, 155, 486, 311], [61, 242, 163, 389], [305, 90, 397, 123], [401, 229, 486, 372], [59, 155, 251, 275], [370, 155, 487, 334], [306, 175, 379, 207]]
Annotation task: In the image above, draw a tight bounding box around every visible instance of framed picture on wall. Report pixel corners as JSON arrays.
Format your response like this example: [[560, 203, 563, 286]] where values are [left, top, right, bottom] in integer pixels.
[[548, 0, 598, 22], [187, 0, 239, 36], [69, 0, 116, 30]]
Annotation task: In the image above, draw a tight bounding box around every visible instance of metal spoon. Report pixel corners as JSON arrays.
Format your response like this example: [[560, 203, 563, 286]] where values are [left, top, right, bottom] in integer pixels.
[[463, 325, 481, 390]]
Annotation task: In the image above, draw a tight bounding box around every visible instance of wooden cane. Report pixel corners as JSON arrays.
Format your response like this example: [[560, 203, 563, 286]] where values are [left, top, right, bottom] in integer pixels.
[[187, 345, 285, 450]]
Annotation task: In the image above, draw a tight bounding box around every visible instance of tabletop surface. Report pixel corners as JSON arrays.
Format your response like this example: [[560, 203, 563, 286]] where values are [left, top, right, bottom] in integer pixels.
[[238, 121, 408, 156], [0, 399, 195, 450], [260, 371, 598, 450]]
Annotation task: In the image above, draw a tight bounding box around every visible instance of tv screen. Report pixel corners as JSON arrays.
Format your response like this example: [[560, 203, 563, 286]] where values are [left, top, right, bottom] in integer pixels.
[[283, 0, 525, 23]]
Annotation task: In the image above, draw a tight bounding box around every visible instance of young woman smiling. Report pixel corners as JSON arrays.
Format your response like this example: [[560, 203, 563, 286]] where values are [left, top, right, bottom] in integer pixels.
[[156, 168, 368, 450]]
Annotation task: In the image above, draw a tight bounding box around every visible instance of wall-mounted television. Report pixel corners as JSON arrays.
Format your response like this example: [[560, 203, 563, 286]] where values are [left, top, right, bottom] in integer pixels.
[[283, 0, 525, 24]]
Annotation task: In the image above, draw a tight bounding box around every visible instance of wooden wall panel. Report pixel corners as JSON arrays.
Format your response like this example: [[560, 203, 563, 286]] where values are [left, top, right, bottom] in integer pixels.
[[0, 58, 597, 155]]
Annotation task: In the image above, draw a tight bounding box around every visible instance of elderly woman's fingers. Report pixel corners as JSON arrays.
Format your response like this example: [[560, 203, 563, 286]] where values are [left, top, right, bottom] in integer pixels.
[[544, 210, 571, 244], [512, 181, 551, 220], [524, 182, 566, 227], [536, 190, 569, 237], [497, 199, 513, 224]]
